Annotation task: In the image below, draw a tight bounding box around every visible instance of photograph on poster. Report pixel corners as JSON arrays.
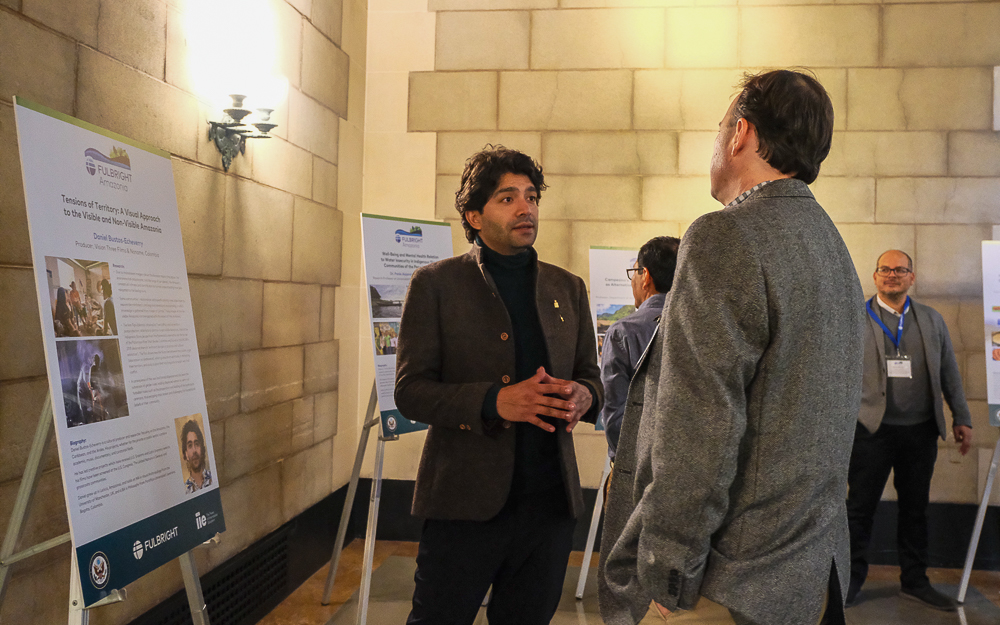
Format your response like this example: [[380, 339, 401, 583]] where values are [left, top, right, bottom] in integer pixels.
[[56, 338, 129, 428], [596, 303, 636, 357], [174, 414, 213, 494], [373, 322, 400, 356], [45, 256, 118, 337], [369, 284, 406, 319]]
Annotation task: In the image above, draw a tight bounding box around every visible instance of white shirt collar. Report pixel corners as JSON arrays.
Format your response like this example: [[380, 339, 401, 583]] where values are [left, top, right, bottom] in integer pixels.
[[875, 294, 904, 316]]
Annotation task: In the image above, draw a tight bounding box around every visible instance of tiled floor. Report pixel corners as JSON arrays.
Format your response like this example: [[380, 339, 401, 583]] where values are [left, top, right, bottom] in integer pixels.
[[258, 540, 1000, 625]]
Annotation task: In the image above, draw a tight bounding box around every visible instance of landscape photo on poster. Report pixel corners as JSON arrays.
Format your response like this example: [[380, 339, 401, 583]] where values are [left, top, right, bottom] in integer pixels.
[[369, 284, 407, 319], [596, 303, 636, 335]]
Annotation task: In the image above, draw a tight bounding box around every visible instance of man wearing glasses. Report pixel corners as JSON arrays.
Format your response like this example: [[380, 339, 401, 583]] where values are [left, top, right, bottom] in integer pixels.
[[600, 236, 679, 462], [846, 249, 973, 611]]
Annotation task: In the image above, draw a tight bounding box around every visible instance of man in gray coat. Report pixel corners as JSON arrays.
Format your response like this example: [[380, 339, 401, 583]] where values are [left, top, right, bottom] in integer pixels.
[[600, 70, 865, 625], [846, 249, 973, 611]]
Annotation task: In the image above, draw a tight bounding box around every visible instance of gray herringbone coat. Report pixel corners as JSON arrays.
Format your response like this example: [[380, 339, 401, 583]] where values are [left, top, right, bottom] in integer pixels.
[[599, 179, 865, 625]]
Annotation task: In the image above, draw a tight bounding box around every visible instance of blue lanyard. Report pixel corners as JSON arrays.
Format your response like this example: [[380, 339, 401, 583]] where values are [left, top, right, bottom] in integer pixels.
[[866, 296, 910, 354]]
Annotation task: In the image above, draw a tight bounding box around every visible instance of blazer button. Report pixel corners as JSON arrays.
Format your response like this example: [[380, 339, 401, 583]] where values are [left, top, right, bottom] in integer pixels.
[[501, 332, 509, 340], [503, 422, 511, 429], [502, 375, 510, 383]]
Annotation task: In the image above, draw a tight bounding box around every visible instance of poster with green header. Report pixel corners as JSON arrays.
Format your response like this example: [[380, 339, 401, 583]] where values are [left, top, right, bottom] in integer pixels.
[[983, 241, 1000, 427], [14, 98, 225, 607], [361, 214, 454, 436]]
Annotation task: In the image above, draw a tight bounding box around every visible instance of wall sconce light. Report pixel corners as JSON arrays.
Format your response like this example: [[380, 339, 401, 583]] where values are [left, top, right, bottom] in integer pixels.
[[208, 94, 278, 172]]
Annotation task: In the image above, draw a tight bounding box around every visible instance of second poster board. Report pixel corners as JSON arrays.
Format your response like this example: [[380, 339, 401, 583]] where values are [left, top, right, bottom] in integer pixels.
[[589, 246, 640, 432], [361, 214, 454, 436]]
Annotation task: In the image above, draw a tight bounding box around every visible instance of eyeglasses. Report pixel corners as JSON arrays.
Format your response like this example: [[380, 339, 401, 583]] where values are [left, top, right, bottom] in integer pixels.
[[875, 266, 912, 277], [626, 267, 645, 279]]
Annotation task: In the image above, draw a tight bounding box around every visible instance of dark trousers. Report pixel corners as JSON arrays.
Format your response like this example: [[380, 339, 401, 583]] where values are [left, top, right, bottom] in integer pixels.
[[406, 488, 575, 625], [846, 419, 939, 590]]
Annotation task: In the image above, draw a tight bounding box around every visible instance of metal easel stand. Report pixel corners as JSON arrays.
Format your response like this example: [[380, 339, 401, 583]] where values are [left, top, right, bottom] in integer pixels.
[[321, 380, 397, 625], [321, 382, 378, 605], [576, 455, 611, 600], [356, 427, 394, 625], [958, 438, 1000, 603], [0, 394, 216, 625]]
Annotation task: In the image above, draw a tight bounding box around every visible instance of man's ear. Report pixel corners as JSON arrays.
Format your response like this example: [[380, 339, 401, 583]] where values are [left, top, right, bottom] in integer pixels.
[[731, 118, 756, 156], [465, 210, 482, 230], [642, 269, 655, 293]]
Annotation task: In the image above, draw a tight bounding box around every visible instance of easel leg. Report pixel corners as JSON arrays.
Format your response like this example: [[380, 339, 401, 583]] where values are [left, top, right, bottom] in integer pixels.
[[356, 436, 387, 625], [0, 395, 53, 608], [576, 455, 611, 599], [69, 551, 86, 625], [958, 439, 1000, 602], [322, 382, 379, 605], [179, 552, 210, 625]]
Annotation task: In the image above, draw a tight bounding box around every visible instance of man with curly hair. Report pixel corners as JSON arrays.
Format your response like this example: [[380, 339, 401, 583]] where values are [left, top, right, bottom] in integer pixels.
[[395, 145, 603, 624]]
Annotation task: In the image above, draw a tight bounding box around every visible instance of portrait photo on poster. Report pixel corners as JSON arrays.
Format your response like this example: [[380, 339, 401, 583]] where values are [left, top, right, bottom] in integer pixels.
[[45, 256, 118, 338], [56, 338, 129, 428], [174, 414, 213, 494]]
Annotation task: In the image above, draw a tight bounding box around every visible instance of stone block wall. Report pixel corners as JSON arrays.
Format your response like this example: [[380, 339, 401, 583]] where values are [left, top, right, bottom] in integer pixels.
[[0, 0, 364, 623], [381, 1, 1000, 499]]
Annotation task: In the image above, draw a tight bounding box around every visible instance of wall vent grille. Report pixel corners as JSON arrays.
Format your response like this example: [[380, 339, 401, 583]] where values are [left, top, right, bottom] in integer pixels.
[[133, 525, 290, 625]]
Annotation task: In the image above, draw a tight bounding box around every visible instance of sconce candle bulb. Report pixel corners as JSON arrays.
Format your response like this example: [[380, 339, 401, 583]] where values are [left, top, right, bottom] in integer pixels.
[[208, 94, 279, 171]]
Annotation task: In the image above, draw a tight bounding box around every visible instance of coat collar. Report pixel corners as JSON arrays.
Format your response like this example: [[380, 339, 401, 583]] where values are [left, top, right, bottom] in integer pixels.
[[638, 292, 667, 312], [737, 177, 815, 203]]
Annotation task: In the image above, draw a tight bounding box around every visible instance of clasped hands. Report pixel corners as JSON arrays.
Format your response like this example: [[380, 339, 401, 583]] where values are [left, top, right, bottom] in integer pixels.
[[496, 367, 591, 432]]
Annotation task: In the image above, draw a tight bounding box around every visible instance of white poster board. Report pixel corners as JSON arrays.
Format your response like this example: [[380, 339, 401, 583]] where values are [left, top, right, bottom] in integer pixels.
[[983, 241, 1000, 427], [589, 247, 639, 431], [361, 214, 453, 436], [14, 98, 224, 606]]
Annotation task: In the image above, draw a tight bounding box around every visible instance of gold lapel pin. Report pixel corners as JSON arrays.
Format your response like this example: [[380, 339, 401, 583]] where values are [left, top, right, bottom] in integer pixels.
[[553, 299, 559, 308]]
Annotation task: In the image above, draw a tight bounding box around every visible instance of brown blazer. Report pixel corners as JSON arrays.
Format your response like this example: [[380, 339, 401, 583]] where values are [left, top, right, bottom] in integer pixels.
[[394, 243, 603, 521]]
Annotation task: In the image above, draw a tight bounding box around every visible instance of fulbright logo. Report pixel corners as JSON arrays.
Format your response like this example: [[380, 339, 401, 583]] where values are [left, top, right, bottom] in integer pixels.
[[132, 540, 144, 560], [84, 146, 133, 191], [84, 146, 131, 175], [394, 226, 423, 244]]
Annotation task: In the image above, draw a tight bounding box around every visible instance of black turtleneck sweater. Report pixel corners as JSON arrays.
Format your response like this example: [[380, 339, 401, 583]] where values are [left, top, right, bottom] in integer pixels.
[[479, 243, 564, 499]]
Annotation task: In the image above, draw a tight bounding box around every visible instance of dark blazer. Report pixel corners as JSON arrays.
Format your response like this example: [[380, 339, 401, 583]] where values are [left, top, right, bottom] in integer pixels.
[[859, 297, 972, 437], [600, 179, 865, 625], [394, 242, 602, 522]]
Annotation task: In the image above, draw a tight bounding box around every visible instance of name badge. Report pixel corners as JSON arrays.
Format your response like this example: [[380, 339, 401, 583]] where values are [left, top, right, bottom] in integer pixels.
[[887, 356, 912, 379]]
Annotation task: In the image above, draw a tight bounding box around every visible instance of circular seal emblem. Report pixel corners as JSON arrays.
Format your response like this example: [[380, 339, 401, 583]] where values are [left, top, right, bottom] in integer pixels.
[[86, 156, 96, 176], [386, 416, 397, 432], [132, 540, 144, 560], [89, 551, 110, 589]]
